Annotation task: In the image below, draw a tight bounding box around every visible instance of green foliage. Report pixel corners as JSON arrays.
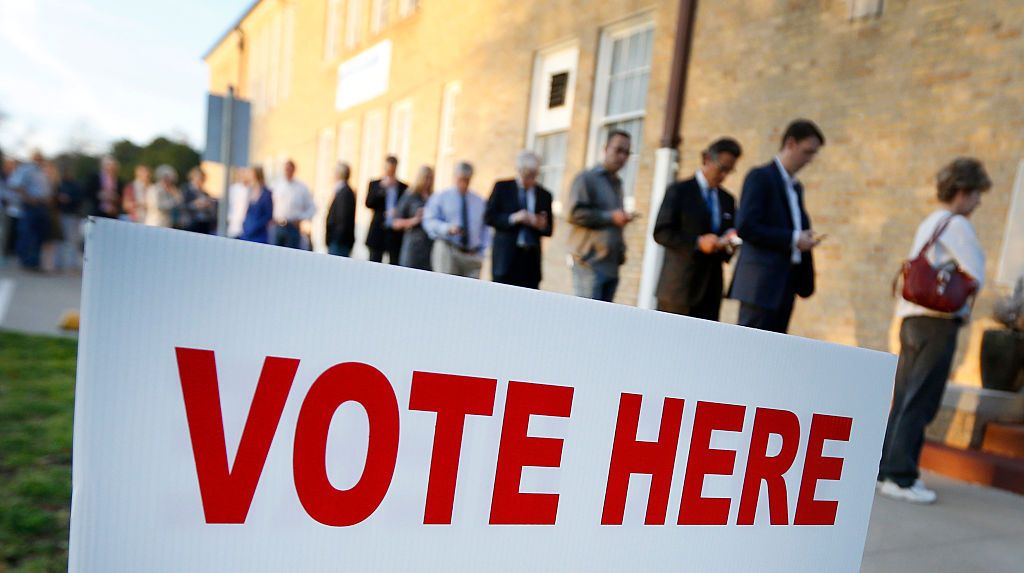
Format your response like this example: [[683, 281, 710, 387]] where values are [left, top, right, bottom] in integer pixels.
[[0, 331, 77, 572], [55, 136, 200, 185], [136, 137, 201, 181]]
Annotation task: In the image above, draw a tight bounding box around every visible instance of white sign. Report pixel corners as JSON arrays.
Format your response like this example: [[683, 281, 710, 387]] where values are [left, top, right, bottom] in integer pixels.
[[70, 220, 896, 572], [335, 40, 391, 111]]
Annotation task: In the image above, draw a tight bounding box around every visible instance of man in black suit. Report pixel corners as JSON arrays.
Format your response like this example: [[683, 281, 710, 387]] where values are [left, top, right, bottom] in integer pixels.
[[325, 162, 357, 257], [83, 156, 123, 219], [653, 138, 742, 320], [365, 155, 408, 263], [729, 119, 826, 333], [484, 150, 553, 289]]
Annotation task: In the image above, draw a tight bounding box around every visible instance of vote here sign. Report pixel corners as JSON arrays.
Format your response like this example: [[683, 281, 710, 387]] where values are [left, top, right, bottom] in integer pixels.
[[69, 219, 896, 572]]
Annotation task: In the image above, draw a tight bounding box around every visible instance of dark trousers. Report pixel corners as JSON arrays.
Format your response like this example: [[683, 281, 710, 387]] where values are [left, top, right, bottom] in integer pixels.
[[2, 214, 19, 258], [878, 316, 960, 487], [369, 240, 401, 264], [273, 223, 301, 249], [328, 242, 353, 257], [738, 271, 797, 333], [16, 206, 49, 269], [493, 247, 541, 289], [658, 268, 724, 321], [572, 264, 619, 302]]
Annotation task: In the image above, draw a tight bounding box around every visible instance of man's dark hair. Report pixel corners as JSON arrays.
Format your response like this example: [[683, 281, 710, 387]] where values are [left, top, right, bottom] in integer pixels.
[[779, 119, 825, 149], [706, 137, 742, 160], [385, 155, 399, 166], [606, 129, 631, 146], [936, 157, 992, 202]]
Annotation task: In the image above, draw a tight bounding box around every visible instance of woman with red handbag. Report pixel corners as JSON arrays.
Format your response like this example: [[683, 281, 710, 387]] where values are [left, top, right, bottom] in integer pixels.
[[878, 158, 991, 504]]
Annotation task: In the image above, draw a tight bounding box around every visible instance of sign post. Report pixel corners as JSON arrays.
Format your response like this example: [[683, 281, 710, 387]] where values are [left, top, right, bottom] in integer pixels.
[[70, 220, 896, 572]]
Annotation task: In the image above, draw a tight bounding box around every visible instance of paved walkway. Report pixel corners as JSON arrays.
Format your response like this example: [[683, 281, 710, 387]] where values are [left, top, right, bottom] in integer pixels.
[[2, 262, 1022, 571]]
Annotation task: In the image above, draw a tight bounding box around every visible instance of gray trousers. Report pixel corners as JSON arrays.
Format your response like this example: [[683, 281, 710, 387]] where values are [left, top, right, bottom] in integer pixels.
[[432, 241, 482, 278]]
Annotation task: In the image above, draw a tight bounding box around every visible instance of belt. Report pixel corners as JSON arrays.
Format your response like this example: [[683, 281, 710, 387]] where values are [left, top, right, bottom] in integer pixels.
[[451, 242, 478, 254]]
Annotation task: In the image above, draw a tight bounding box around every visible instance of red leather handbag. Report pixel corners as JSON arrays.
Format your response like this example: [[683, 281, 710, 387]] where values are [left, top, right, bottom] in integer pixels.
[[896, 215, 978, 313]]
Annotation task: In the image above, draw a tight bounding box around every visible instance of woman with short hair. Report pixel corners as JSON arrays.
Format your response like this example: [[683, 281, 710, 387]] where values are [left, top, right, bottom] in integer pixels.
[[877, 157, 991, 504]]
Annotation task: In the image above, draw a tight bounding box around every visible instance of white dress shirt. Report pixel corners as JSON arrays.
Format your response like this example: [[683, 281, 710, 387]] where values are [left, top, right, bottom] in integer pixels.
[[272, 178, 316, 223], [896, 209, 986, 320], [774, 157, 805, 264]]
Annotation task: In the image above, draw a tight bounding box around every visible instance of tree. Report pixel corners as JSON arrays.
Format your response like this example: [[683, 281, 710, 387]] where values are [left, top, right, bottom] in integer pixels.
[[136, 137, 201, 182], [111, 139, 143, 180]]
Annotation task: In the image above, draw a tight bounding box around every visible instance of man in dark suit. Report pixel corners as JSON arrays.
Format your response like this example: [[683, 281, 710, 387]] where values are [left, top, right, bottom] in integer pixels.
[[84, 156, 123, 218], [365, 155, 408, 263], [654, 138, 742, 320], [484, 150, 553, 289], [325, 162, 357, 257], [729, 119, 826, 333]]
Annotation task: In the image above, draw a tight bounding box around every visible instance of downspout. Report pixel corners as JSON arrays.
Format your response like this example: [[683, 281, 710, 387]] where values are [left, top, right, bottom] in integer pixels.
[[636, 0, 699, 309]]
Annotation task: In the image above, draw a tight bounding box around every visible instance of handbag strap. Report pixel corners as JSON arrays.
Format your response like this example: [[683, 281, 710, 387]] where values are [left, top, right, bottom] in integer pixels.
[[915, 214, 957, 259]]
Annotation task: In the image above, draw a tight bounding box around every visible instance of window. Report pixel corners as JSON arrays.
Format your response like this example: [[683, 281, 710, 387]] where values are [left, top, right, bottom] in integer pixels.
[[997, 160, 1024, 285], [371, 0, 389, 34], [588, 19, 653, 212], [346, 0, 364, 49], [324, 0, 343, 60], [360, 110, 385, 193], [281, 3, 295, 101], [312, 128, 337, 252], [399, 0, 419, 18], [337, 119, 359, 165], [534, 131, 568, 202], [527, 43, 578, 209], [436, 81, 461, 189], [268, 12, 282, 108], [548, 72, 569, 109], [848, 0, 884, 19], [388, 99, 413, 180]]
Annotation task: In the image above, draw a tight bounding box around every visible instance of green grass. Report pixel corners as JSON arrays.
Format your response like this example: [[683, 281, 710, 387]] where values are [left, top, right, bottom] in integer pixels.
[[0, 331, 77, 573]]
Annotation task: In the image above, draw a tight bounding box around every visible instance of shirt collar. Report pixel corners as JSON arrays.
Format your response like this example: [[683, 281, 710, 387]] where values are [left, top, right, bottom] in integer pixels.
[[695, 169, 712, 194], [773, 156, 799, 188]]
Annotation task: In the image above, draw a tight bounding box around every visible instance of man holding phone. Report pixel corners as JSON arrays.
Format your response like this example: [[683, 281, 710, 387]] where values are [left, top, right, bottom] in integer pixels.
[[728, 119, 825, 333]]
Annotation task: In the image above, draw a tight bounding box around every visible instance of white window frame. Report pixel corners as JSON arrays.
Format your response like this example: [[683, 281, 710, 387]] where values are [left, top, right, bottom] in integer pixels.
[[848, 0, 884, 20], [281, 3, 295, 101], [268, 12, 282, 108], [388, 99, 414, 181], [436, 81, 461, 190], [324, 0, 343, 61], [998, 159, 1024, 286], [398, 0, 419, 18], [586, 16, 654, 212], [360, 110, 386, 194], [337, 119, 359, 165], [346, 0, 365, 49], [371, 0, 389, 35], [312, 127, 337, 252]]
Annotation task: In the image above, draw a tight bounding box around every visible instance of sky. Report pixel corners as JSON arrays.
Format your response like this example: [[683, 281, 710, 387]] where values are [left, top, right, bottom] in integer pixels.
[[0, 0, 253, 157]]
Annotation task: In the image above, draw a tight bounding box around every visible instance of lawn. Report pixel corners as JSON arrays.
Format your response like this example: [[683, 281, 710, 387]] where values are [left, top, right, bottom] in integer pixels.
[[0, 331, 76, 573]]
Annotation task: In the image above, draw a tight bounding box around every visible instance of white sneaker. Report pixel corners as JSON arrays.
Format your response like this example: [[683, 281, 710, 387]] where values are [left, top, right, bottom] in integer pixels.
[[876, 479, 937, 504]]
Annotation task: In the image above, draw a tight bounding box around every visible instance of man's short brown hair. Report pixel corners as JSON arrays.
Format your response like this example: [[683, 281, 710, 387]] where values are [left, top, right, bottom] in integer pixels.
[[936, 157, 992, 202]]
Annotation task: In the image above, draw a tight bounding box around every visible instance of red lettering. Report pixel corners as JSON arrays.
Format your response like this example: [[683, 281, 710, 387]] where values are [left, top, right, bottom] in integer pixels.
[[601, 394, 685, 525], [489, 382, 574, 525], [175, 348, 299, 524], [678, 401, 745, 525], [794, 414, 852, 525], [737, 408, 801, 525], [293, 362, 400, 526], [409, 371, 497, 524]]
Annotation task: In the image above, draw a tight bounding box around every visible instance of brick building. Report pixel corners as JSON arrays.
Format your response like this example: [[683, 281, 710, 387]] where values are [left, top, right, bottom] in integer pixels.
[[204, 0, 1023, 385]]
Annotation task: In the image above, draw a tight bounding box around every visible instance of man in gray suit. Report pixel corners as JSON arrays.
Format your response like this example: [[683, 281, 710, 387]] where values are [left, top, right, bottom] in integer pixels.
[[567, 130, 636, 302]]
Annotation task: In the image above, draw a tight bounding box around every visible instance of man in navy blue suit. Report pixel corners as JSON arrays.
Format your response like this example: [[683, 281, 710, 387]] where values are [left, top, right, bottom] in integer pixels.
[[729, 120, 826, 333]]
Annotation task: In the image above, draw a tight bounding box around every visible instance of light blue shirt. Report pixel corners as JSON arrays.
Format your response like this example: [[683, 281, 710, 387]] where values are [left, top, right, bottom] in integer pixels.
[[694, 169, 720, 234], [384, 183, 399, 227], [422, 187, 491, 255], [8, 162, 50, 201]]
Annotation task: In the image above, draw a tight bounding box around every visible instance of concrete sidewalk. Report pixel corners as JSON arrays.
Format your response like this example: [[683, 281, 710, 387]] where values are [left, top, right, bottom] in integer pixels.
[[2, 262, 1022, 571]]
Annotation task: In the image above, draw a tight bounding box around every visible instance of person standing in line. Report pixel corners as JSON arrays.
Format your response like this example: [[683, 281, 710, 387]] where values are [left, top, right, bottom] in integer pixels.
[[86, 156, 122, 219], [240, 166, 274, 244], [271, 159, 316, 249], [182, 167, 217, 234], [423, 161, 490, 278], [877, 158, 991, 504], [567, 129, 636, 301], [325, 162, 357, 257], [653, 138, 742, 320], [1, 156, 21, 265], [144, 165, 183, 228], [728, 119, 825, 333], [365, 155, 408, 263], [393, 165, 435, 271], [122, 165, 152, 224], [226, 170, 251, 239], [54, 161, 84, 272], [7, 150, 51, 270], [484, 150, 553, 289]]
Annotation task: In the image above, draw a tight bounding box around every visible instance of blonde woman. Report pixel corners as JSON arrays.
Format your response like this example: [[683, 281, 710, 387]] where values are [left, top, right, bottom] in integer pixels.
[[392, 165, 435, 270]]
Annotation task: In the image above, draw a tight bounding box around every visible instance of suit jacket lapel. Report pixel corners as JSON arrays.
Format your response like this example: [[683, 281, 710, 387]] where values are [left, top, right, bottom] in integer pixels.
[[769, 162, 797, 230]]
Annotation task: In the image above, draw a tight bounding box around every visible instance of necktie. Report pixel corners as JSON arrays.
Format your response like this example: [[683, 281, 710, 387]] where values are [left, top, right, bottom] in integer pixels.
[[705, 187, 720, 234], [460, 192, 470, 248], [517, 186, 538, 248]]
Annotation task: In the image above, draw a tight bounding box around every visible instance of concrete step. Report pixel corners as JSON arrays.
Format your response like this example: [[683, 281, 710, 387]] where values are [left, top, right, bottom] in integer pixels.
[[921, 441, 1024, 496], [981, 422, 1024, 459], [926, 384, 1024, 449]]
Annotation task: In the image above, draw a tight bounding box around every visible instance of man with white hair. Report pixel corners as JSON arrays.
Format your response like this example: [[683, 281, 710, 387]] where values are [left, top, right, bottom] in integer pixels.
[[484, 150, 553, 289], [423, 161, 490, 278]]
